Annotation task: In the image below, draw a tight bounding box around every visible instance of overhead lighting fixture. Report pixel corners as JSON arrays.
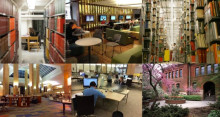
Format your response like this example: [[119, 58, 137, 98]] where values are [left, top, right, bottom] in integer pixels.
[[27, 0, 36, 10]]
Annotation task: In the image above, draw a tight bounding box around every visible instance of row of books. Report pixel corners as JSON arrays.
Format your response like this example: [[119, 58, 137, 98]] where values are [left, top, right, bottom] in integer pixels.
[[195, 0, 204, 7], [48, 1, 55, 16], [54, 0, 65, 14], [49, 44, 65, 63], [205, 21, 220, 43], [0, 16, 9, 36], [196, 49, 206, 63], [195, 20, 205, 33], [204, 1, 220, 23], [195, 34, 207, 48], [10, 42, 14, 61], [195, 9, 204, 18], [9, 18, 15, 31], [54, 34, 65, 57], [0, 35, 8, 58], [56, 17, 65, 33], [48, 18, 55, 30], [9, 30, 16, 46], [145, 21, 151, 29], [146, 3, 151, 11], [207, 43, 220, 63], [0, 0, 13, 16]]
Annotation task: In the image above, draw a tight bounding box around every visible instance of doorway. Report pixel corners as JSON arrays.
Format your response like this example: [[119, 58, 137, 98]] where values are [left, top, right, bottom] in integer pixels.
[[203, 82, 215, 101]]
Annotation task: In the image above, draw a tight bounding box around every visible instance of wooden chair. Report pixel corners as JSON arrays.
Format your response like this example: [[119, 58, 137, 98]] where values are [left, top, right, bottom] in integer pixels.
[[28, 36, 40, 51]]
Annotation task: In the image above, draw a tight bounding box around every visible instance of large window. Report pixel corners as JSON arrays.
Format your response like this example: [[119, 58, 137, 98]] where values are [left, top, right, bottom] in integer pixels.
[[201, 66, 205, 75], [176, 83, 180, 89], [207, 65, 212, 75], [179, 69, 182, 77], [214, 64, 218, 73], [176, 70, 178, 78], [172, 71, 174, 79], [166, 73, 168, 79], [195, 67, 199, 77], [192, 82, 197, 89]]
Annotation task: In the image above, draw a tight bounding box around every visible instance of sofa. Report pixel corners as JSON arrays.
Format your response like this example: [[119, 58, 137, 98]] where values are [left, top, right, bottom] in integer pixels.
[[106, 28, 134, 45], [111, 45, 142, 63], [130, 26, 140, 32]]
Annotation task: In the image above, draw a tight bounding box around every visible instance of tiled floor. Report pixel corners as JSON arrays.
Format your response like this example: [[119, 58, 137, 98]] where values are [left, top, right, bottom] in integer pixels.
[[0, 98, 72, 117]]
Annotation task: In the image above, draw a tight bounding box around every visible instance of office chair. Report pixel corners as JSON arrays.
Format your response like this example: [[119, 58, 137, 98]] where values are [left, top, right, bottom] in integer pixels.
[[112, 111, 123, 117], [105, 34, 122, 58], [75, 95, 94, 116], [126, 79, 132, 87]]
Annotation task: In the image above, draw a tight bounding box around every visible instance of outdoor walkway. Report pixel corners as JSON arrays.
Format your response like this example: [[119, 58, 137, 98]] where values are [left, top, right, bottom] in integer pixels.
[[150, 100, 216, 108]]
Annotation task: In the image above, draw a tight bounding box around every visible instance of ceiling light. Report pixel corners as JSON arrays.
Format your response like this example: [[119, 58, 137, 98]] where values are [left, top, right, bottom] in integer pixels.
[[27, 0, 36, 10]]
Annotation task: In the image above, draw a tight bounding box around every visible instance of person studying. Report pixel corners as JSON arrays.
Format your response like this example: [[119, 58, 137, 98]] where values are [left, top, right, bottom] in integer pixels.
[[83, 81, 106, 105]]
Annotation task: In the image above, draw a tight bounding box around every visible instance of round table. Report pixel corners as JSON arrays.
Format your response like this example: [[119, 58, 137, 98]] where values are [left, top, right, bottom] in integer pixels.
[[75, 38, 102, 63]]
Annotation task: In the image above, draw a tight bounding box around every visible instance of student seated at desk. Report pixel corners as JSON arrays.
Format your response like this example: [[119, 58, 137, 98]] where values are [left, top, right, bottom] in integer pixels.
[[83, 81, 106, 105], [119, 77, 126, 85], [66, 22, 79, 44]]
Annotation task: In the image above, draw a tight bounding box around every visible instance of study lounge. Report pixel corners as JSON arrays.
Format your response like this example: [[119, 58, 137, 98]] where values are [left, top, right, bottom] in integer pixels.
[[71, 64, 142, 117], [0, 64, 73, 117], [66, 0, 143, 63]]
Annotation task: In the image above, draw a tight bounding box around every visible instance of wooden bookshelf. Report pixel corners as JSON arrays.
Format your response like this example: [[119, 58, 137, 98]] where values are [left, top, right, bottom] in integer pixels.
[[44, 0, 66, 63], [0, 0, 19, 63]]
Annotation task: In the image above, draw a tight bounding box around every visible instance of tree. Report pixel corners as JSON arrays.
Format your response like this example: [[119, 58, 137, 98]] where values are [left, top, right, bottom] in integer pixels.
[[142, 64, 176, 110]]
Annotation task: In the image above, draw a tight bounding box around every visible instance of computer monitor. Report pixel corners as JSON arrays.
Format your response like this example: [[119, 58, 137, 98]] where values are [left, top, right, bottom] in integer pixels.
[[124, 75, 128, 79], [126, 15, 131, 20], [83, 78, 98, 87], [80, 72, 85, 76], [111, 15, 116, 20], [100, 15, 107, 21], [86, 15, 94, 22], [119, 15, 124, 20]]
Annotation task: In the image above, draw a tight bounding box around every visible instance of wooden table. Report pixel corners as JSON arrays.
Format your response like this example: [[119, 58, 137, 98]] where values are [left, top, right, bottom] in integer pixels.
[[75, 38, 102, 63], [62, 100, 72, 115], [98, 89, 125, 110]]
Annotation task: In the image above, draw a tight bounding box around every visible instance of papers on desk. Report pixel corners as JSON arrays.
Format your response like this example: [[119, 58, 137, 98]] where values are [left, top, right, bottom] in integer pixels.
[[72, 93, 83, 98]]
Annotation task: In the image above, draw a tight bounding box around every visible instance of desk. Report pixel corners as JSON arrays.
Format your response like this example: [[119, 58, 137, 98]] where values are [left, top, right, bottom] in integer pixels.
[[62, 100, 72, 115], [75, 38, 101, 63], [98, 89, 125, 110]]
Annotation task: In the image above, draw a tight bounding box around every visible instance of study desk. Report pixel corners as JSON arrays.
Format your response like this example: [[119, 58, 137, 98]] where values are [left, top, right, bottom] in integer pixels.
[[98, 89, 126, 110]]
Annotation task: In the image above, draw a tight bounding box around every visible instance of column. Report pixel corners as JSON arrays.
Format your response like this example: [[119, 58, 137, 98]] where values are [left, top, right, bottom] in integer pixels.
[[25, 70, 28, 95], [36, 64, 40, 94], [13, 64, 19, 95], [3, 64, 9, 95], [63, 64, 71, 97], [29, 64, 33, 95]]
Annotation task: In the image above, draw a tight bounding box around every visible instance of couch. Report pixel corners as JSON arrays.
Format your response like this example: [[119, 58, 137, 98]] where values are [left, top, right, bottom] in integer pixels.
[[106, 28, 134, 45], [130, 26, 140, 32], [111, 45, 142, 63]]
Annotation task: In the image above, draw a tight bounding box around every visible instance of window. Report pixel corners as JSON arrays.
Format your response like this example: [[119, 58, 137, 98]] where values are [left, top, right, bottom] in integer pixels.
[[207, 65, 212, 75], [166, 73, 168, 79], [201, 66, 205, 75], [169, 72, 171, 78], [176, 70, 178, 78], [176, 83, 180, 89], [195, 67, 199, 77], [172, 72, 174, 79], [214, 64, 218, 73], [179, 69, 182, 77]]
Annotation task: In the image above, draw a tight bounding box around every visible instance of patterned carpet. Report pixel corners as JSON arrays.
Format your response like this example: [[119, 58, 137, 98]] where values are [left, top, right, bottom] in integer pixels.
[[0, 98, 72, 117]]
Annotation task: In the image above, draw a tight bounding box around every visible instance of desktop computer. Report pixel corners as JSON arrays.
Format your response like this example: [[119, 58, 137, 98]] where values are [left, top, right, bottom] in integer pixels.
[[83, 78, 98, 87]]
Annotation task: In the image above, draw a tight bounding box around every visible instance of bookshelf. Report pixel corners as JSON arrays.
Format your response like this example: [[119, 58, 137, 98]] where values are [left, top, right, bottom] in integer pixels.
[[204, 0, 220, 64], [0, 0, 19, 63], [44, 0, 66, 63], [18, 97, 30, 107], [151, 0, 158, 63], [142, 0, 152, 63], [189, 0, 196, 63]]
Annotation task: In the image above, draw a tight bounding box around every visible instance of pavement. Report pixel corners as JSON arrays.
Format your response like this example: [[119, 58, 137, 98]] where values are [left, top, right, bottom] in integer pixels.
[[149, 100, 216, 108]]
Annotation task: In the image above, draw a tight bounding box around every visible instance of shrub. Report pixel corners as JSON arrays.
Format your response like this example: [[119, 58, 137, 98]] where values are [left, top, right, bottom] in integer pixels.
[[218, 96, 220, 101], [210, 101, 220, 109], [181, 95, 201, 101], [208, 110, 220, 117], [143, 104, 189, 117], [164, 95, 169, 99]]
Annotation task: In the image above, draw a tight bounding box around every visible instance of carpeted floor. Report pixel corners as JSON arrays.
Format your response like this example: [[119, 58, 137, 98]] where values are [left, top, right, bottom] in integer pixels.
[[0, 98, 72, 117]]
